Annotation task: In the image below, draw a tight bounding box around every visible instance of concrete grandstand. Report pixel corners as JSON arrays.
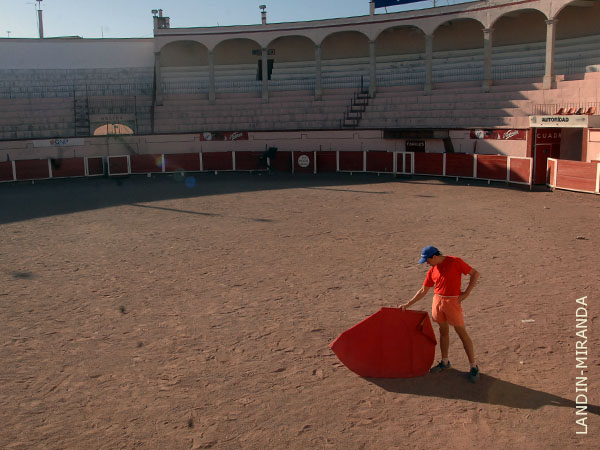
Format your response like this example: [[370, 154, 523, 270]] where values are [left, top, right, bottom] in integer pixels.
[[0, 0, 599, 193]]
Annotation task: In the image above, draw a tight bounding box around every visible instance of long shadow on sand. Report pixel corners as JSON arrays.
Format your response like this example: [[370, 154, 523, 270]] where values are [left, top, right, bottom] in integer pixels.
[[0, 172, 396, 225], [369, 369, 599, 414], [0, 172, 542, 225]]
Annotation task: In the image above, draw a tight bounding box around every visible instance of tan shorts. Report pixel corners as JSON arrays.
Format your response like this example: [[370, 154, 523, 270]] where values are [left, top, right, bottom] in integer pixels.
[[432, 294, 465, 327]]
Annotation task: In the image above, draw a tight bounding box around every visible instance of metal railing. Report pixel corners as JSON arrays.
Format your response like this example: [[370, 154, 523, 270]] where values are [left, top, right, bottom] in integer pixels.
[[433, 66, 484, 83], [557, 57, 600, 76], [0, 82, 154, 99], [377, 70, 425, 86], [492, 63, 545, 80]]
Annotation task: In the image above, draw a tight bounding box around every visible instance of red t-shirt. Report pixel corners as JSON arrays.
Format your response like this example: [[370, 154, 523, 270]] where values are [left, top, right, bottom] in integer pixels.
[[423, 256, 472, 296]]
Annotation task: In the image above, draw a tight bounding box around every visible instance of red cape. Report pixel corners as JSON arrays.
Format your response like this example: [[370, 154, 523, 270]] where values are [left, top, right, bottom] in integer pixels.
[[330, 308, 437, 378]]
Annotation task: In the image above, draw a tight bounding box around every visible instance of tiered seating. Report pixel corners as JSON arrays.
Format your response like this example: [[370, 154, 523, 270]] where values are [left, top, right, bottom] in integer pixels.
[[154, 89, 352, 132], [88, 96, 154, 135], [0, 68, 154, 98], [0, 97, 75, 140], [359, 82, 532, 129]]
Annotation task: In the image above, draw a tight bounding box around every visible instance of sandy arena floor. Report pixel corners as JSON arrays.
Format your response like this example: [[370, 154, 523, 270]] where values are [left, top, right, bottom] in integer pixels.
[[1, 172, 598, 450]]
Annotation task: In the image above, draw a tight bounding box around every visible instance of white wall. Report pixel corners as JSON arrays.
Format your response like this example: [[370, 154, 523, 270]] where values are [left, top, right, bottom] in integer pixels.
[[587, 129, 600, 162], [450, 129, 528, 156], [0, 39, 154, 69]]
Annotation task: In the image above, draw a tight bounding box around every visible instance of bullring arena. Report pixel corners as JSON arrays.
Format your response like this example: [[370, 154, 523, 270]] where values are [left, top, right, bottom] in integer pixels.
[[0, 0, 599, 449]]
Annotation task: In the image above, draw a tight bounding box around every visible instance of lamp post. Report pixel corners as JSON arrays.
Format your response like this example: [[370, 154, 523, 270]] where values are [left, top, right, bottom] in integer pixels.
[[259, 5, 267, 25], [37, 0, 44, 38]]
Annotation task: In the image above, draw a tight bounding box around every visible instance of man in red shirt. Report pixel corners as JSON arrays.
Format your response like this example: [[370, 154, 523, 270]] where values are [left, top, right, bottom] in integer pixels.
[[401, 246, 481, 383]]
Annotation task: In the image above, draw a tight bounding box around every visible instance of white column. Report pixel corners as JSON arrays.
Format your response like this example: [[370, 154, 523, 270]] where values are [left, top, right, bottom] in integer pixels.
[[543, 19, 557, 90], [261, 48, 269, 102], [425, 34, 433, 94], [208, 50, 216, 104], [369, 40, 376, 96], [154, 52, 163, 106], [482, 28, 493, 92], [315, 45, 322, 100]]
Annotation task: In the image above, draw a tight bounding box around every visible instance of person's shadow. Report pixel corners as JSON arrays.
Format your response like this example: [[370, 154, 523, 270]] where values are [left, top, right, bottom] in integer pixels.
[[368, 369, 600, 414]]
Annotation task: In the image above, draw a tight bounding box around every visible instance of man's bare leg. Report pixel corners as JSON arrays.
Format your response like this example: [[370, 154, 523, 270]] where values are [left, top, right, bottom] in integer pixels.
[[453, 325, 475, 366], [438, 322, 450, 361]]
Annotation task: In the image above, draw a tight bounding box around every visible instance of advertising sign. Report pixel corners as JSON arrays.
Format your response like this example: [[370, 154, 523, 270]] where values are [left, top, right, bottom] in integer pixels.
[[470, 129, 526, 140], [199, 131, 249, 141]]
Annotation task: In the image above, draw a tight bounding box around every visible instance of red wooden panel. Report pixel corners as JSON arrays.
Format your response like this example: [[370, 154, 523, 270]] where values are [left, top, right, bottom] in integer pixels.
[[164, 153, 200, 172], [317, 151, 337, 173], [270, 151, 292, 172], [366, 151, 393, 173], [445, 154, 474, 177], [293, 152, 315, 173], [50, 158, 85, 178], [414, 153, 443, 176], [477, 155, 508, 181], [108, 156, 129, 175], [339, 151, 364, 172], [509, 158, 532, 184], [87, 157, 104, 176], [15, 159, 50, 180], [202, 152, 233, 171], [405, 153, 412, 174], [556, 160, 597, 192], [0, 161, 14, 181], [130, 154, 163, 174], [234, 151, 263, 171]]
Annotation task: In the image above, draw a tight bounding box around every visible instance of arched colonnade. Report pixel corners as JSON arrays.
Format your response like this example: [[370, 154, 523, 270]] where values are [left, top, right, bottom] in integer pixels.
[[152, 0, 599, 103]]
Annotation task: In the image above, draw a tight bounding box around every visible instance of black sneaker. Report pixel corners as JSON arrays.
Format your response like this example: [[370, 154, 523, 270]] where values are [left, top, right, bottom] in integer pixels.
[[430, 360, 451, 373], [469, 365, 480, 383]]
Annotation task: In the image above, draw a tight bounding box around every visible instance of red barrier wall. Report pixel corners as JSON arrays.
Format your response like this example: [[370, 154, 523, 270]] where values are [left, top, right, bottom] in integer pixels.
[[108, 156, 129, 175], [202, 152, 233, 171], [271, 151, 292, 172], [555, 160, 597, 193], [50, 158, 86, 178], [477, 155, 508, 181], [164, 153, 200, 172], [130, 154, 163, 174], [446, 154, 474, 177], [366, 151, 393, 173], [317, 151, 337, 172], [339, 151, 364, 172], [234, 151, 263, 171], [87, 157, 104, 176], [509, 158, 531, 184], [15, 159, 49, 180], [414, 153, 443, 176], [293, 152, 315, 173], [0, 161, 14, 181]]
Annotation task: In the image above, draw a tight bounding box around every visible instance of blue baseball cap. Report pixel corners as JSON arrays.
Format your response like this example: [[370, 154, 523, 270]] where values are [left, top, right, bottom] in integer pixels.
[[418, 246, 439, 264]]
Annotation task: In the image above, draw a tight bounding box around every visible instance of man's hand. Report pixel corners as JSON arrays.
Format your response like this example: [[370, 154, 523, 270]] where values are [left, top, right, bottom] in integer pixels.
[[457, 292, 468, 304], [400, 303, 410, 311]]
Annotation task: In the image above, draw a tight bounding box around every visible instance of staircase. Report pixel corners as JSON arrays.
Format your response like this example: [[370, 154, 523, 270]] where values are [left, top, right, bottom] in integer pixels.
[[342, 89, 369, 128], [74, 97, 90, 136]]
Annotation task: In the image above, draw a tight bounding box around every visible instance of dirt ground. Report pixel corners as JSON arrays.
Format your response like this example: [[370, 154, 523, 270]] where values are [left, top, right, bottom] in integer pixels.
[[1, 172, 598, 450]]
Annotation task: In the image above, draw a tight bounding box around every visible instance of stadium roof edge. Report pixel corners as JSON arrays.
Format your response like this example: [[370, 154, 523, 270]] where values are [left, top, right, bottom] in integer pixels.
[[153, 0, 512, 36]]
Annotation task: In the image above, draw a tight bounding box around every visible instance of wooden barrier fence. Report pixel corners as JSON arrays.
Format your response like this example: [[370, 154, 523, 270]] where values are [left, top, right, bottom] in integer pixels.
[[547, 158, 600, 194], [0, 150, 536, 189]]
